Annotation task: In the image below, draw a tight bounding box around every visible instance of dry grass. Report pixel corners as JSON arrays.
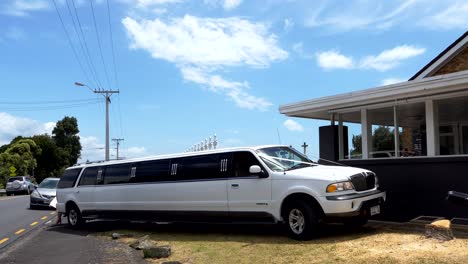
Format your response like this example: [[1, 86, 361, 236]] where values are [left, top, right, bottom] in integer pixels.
[[98, 222, 468, 264]]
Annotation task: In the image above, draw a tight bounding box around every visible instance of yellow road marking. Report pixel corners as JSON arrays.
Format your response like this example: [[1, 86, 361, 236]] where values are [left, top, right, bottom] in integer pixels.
[[41, 216, 48, 220], [50, 212, 56, 215], [15, 229, 25, 235], [0, 238, 9, 244], [30, 221, 38, 226]]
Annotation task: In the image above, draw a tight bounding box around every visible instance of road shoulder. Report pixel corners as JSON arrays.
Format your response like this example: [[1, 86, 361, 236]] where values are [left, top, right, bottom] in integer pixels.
[[0, 223, 147, 264]]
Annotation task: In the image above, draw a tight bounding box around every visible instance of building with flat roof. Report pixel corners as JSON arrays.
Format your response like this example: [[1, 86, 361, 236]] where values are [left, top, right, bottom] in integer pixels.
[[280, 31, 468, 221]]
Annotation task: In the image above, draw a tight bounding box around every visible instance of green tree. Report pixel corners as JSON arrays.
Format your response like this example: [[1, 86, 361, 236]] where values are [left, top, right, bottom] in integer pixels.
[[350, 135, 362, 156], [372, 126, 395, 151], [52, 116, 82, 166], [31, 134, 68, 183], [351, 126, 399, 156], [0, 139, 41, 185]]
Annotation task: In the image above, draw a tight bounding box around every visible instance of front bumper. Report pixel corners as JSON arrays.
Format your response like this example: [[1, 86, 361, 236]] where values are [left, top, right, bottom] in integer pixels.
[[30, 196, 54, 207], [320, 190, 386, 217], [6, 187, 28, 193]]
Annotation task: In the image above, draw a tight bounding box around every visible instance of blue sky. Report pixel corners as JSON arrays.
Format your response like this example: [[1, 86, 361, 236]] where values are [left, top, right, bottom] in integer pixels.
[[0, 0, 466, 162]]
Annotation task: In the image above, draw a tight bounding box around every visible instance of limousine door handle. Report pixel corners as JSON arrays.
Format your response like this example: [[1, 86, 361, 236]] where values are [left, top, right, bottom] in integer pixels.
[[75, 190, 80, 194], [231, 184, 239, 189]]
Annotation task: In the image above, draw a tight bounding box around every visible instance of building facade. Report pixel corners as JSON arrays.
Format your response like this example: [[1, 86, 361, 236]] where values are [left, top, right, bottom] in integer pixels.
[[280, 31, 468, 221]]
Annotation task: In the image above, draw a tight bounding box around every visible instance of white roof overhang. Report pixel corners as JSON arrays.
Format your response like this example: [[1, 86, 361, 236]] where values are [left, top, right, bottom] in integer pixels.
[[279, 70, 468, 121]]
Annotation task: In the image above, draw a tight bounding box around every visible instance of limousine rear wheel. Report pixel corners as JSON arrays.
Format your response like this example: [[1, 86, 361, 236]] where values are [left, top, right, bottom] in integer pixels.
[[283, 200, 318, 240], [67, 205, 84, 228]]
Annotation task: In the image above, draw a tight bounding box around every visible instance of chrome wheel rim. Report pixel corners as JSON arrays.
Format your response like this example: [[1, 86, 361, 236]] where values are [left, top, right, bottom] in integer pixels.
[[69, 209, 78, 225], [289, 209, 305, 234]]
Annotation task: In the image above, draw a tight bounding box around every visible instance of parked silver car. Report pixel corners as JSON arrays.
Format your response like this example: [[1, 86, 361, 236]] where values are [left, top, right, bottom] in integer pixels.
[[30, 178, 60, 209], [5, 176, 35, 196]]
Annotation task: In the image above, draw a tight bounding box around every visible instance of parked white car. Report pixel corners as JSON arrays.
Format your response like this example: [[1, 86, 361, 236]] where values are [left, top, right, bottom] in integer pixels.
[[56, 145, 385, 240], [5, 176, 36, 196]]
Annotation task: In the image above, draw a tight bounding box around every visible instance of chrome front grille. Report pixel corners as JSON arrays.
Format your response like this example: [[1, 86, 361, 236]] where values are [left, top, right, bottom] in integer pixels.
[[350, 172, 376, 191]]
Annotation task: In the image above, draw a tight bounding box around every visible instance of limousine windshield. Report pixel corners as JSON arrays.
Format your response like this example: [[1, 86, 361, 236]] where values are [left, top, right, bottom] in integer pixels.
[[256, 146, 316, 172]]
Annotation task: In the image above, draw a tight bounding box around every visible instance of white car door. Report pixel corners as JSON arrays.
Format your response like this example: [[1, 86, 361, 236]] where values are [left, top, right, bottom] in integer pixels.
[[227, 151, 271, 213], [74, 166, 98, 213]]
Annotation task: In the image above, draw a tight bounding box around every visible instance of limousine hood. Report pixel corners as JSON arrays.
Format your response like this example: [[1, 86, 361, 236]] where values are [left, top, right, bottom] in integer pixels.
[[285, 165, 369, 182]]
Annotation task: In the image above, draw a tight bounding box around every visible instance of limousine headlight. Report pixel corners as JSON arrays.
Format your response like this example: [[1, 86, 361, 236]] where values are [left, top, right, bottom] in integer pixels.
[[326, 181, 354, 193]]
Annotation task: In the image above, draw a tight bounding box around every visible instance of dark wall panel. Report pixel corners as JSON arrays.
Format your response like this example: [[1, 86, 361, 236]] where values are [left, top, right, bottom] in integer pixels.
[[339, 156, 468, 221]]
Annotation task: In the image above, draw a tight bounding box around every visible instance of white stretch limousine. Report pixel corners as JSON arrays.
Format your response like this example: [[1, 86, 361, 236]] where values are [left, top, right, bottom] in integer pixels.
[[57, 145, 386, 240]]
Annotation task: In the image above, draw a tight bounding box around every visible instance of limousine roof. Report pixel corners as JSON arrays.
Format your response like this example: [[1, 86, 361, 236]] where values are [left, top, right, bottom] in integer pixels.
[[71, 145, 287, 169]]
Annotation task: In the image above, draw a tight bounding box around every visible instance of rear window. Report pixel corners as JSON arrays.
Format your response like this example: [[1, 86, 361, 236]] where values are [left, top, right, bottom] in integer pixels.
[[8, 177, 23, 182], [57, 169, 82, 189]]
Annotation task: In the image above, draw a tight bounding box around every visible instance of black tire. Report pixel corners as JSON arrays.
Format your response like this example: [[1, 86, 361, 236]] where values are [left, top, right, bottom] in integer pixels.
[[282, 200, 319, 240], [67, 204, 84, 228], [343, 216, 368, 228], [29, 203, 37, 210]]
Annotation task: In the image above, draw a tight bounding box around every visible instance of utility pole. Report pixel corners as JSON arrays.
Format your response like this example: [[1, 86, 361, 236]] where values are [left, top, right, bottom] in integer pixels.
[[75, 82, 119, 161], [112, 138, 124, 160], [301, 142, 309, 155]]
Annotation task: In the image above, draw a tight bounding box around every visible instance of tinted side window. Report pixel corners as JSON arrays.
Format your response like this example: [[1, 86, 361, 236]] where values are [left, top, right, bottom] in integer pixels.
[[182, 154, 220, 180], [57, 168, 82, 189], [135, 159, 170, 182], [79, 167, 98, 186], [232, 151, 262, 177], [104, 164, 131, 184]]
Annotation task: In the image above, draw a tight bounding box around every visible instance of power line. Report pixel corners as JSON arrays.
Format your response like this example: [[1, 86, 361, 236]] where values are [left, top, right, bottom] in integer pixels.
[[63, 0, 100, 90], [69, 0, 104, 90], [1, 101, 102, 111], [106, 0, 119, 90], [106, 0, 124, 145], [52, 0, 94, 89], [90, 0, 112, 90], [0, 98, 101, 105]]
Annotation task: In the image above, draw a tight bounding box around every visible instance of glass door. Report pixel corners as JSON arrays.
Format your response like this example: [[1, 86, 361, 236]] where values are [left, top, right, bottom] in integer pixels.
[[439, 124, 458, 155], [460, 124, 468, 154]]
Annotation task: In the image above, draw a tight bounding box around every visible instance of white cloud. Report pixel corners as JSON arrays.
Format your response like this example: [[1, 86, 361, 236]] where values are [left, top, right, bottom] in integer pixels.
[[283, 119, 304, 132], [223, 0, 242, 10], [316, 45, 425, 72], [0, 112, 55, 146], [79, 135, 148, 162], [316, 50, 354, 70], [423, 2, 468, 30], [359, 45, 426, 71], [123, 15, 287, 111], [304, 0, 468, 32], [381, 78, 406, 86], [292, 42, 303, 54], [79, 136, 105, 162], [136, 0, 183, 7], [127, 147, 147, 157], [293, 42, 313, 59], [123, 15, 287, 67], [304, 0, 418, 32], [283, 18, 294, 31], [180, 67, 272, 111], [2, 0, 49, 17]]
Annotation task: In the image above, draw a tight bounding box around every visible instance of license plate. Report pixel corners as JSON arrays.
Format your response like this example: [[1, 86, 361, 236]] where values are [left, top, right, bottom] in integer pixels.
[[370, 205, 380, 216]]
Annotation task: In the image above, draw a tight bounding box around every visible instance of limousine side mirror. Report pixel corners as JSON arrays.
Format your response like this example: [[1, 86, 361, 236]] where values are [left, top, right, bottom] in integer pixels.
[[249, 165, 268, 178]]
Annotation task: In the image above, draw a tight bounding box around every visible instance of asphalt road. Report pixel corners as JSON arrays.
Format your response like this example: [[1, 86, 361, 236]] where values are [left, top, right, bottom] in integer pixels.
[[0, 195, 57, 250], [0, 195, 146, 263]]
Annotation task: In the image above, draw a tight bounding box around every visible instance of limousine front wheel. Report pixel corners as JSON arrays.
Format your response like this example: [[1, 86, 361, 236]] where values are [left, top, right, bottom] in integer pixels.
[[283, 200, 318, 240], [67, 205, 84, 228]]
